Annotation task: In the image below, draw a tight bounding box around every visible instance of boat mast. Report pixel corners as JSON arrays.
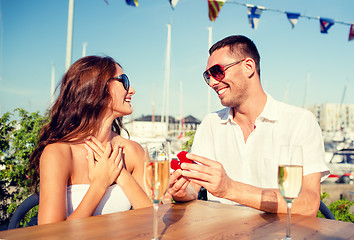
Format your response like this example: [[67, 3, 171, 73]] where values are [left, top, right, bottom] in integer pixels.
[[179, 81, 184, 137], [339, 80, 349, 131], [207, 26, 212, 114], [82, 42, 87, 57], [303, 72, 310, 107], [161, 24, 171, 130], [65, 0, 74, 71], [152, 83, 155, 123], [51, 62, 55, 105]]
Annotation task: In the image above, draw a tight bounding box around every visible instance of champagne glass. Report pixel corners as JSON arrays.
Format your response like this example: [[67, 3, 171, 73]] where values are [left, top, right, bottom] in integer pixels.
[[278, 145, 303, 240], [144, 142, 170, 240]]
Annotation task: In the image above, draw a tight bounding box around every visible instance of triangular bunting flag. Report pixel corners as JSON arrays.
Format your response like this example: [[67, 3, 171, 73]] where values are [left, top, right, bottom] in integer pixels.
[[247, 5, 264, 29], [169, 0, 178, 9], [208, 0, 226, 22], [286, 12, 300, 29], [126, 0, 138, 7], [319, 17, 334, 34], [349, 24, 354, 41]]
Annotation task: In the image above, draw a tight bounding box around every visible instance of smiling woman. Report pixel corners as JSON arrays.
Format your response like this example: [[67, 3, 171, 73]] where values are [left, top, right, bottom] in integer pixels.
[[27, 55, 151, 225], [107, 72, 135, 117]]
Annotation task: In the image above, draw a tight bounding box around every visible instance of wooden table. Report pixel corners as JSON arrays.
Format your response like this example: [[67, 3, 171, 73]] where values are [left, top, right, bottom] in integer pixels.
[[0, 200, 353, 240]]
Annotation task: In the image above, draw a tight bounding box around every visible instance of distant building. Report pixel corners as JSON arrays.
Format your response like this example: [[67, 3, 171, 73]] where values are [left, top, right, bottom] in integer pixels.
[[306, 103, 354, 132], [124, 115, 201, 139]]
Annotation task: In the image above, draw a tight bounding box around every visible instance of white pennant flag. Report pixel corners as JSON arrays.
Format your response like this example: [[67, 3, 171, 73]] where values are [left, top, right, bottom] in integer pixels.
[[286, 12, 301, 28], [169, 0, 178, 9], [247, 4, 265, 29]]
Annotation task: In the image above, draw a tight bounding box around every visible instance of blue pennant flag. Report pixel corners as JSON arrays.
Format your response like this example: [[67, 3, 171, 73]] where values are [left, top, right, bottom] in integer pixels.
[[126, 0, 138, 7], [247, 5, 264, 29], [320, 17, 334, 34], [286, 12, 300, 29]]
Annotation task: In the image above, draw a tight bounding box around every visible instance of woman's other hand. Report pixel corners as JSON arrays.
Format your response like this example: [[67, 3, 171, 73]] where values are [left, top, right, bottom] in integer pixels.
[[86, 141, 123, 189]]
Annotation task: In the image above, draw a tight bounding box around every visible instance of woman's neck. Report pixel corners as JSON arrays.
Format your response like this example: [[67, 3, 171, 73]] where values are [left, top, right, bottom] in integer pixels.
[[93, 113, 117, 144]]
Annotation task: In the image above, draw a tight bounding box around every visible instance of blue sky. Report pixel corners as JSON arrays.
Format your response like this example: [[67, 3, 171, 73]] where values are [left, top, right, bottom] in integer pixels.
[[0, 0, 353, 121]]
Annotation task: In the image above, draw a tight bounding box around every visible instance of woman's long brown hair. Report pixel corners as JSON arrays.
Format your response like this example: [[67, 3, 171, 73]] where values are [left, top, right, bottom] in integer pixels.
[[28, 56, 129, 192]]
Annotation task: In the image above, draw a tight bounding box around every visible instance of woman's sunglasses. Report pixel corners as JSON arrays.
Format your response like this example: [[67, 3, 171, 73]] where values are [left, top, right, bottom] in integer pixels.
[[203, 59, 245, 85], [109, 74, 130, 91]]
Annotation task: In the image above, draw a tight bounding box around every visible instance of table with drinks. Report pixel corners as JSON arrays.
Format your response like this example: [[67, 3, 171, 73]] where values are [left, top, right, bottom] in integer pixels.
[[1, 200, 353, 240], [1, 143, 353, 239]]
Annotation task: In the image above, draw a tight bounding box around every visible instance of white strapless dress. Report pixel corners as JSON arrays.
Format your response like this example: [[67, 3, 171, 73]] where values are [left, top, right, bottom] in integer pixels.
[[66, 184, 131, 217]]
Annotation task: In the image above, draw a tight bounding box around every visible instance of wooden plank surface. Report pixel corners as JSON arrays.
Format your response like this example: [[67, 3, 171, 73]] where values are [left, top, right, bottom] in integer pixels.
[[0, 200, 353, 240]]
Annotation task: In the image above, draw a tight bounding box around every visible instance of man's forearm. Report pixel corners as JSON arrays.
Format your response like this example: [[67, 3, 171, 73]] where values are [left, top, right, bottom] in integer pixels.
[[223, 177, 320, 216]]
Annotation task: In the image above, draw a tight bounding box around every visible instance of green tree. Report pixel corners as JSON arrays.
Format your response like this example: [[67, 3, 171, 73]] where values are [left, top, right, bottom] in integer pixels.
[[328, 199, 354, 222], [181, 131, 196, 152], [317, 192, 354, 222], [0, 109, 47, 226]]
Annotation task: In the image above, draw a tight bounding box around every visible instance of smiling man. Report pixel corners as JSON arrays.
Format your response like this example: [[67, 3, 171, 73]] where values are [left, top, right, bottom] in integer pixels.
[[168, 35, 330, 216]]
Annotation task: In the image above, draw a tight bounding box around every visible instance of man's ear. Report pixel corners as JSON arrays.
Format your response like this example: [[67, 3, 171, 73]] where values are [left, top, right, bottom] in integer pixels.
[[243, 58, 256, 78]]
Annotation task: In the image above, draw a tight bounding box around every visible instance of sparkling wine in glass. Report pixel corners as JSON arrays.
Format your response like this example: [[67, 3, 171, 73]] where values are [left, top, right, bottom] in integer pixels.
[[278, 145, 303, 240], [144, 142, 170, 240]]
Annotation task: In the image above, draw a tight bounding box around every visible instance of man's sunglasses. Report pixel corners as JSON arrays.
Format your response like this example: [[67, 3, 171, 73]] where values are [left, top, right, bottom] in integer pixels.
[[203, 59, 245, 85], [109, 74, 130, 91]]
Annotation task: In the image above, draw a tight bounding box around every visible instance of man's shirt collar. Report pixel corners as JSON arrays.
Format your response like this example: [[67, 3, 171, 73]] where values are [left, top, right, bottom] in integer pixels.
[[218, 93, 279, 125]]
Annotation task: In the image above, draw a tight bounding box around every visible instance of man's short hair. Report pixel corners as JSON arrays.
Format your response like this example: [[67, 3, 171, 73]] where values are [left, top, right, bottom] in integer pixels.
[[209, 35, 260, 76]]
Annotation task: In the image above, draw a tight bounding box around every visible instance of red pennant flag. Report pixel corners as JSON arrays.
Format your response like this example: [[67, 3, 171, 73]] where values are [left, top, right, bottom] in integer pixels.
[[208, 0, 226, 22], [349, 24, 354, 41]]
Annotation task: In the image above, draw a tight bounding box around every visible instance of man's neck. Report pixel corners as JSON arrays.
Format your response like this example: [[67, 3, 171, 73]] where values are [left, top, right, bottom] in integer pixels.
[[232, 91, 267, 142]]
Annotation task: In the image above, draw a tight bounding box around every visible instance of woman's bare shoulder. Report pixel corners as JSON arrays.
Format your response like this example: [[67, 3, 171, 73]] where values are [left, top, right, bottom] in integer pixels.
[[41, 142, 73, 165], [40, 142, 73, 182], [113, 136, 143, 151], [42, 142, 71, 155], [112, 136, 144, 164]]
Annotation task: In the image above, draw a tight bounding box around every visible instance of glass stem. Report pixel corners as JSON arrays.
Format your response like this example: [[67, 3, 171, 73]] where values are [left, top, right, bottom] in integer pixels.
[[286, 202, 292, 239], [153, 203, 159, 240]]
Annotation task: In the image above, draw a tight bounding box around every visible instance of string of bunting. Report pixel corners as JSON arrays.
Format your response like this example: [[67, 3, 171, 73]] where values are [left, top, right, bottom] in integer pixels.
[[208, 0, 354, 41], [105, 0, 178, 9], [106, 0, 354, 41]]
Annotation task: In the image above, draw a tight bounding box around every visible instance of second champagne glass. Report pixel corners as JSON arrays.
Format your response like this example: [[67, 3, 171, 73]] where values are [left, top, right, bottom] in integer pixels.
[[144, 142, 170, 240], [278, 145, 303, 240]]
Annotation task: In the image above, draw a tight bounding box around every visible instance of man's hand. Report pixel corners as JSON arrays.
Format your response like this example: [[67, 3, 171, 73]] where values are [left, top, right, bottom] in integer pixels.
[[168, 169, 191, 197], [180, 153, 233, 199], [168, 169, 198, 202]]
